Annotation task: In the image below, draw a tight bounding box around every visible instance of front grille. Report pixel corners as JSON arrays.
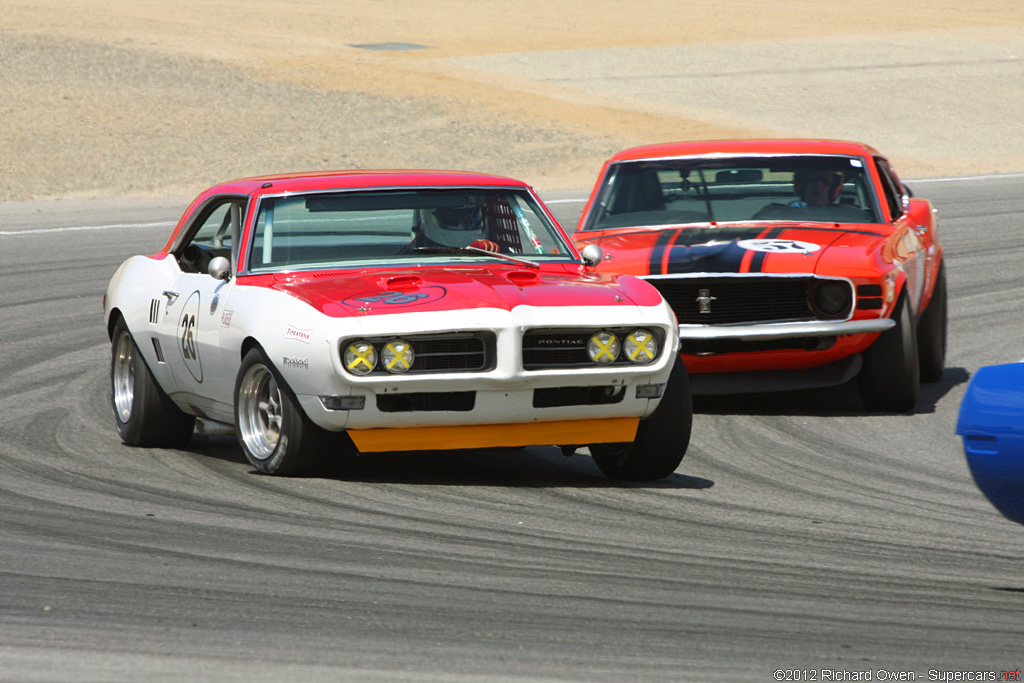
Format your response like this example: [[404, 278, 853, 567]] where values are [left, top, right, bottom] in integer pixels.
[[522, 328, 662, 369], [340, 332, 494, 375], [523, 331, 591, 367], [645, 276, 817, 324], [412, 335, 490, 372]]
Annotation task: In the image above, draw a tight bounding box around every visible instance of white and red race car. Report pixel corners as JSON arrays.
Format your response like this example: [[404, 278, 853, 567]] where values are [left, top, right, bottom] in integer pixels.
[[104, 170, 688, 479]]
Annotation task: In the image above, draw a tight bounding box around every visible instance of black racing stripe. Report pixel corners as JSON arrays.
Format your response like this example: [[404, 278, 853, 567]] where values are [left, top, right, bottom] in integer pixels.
[[664, 240, 748, 274], [648, 230, 677, 275], [748, 251, 766, 273], [747, 226, 788, 273]]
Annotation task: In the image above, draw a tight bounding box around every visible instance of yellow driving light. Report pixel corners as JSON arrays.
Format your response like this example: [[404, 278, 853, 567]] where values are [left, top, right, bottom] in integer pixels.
[[624, 329, 658, 364], [382, 339, 414, 374], [344, 341, 377, 375], [587, 331, 620, 365]]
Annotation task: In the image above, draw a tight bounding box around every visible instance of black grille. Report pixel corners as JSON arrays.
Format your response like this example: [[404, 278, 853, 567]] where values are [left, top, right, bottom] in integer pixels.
[[523, 328, 660, 369], [412, 335, 490, 372], [645, 276, 817, 324], [523, 331, 591, 367], [340, 332, 494, 375]]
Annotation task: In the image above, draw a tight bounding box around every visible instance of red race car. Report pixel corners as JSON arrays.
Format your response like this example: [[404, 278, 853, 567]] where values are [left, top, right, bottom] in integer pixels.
[[571, 139, 945, 412]]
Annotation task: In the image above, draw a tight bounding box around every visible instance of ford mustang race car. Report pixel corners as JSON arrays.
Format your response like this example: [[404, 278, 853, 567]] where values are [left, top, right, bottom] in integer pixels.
[[104, 170, 689, 479], [957, 362, 1024, 525], [572, 139, 946, 412]]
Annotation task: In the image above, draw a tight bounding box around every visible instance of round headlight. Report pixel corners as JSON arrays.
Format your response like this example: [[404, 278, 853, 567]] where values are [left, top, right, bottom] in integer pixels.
[[344, 341, 377, 375], [382, 339, 414, 374], [811, 280, 852, 318], [624, 329, 658, 364], [587, 331, 620, 365]]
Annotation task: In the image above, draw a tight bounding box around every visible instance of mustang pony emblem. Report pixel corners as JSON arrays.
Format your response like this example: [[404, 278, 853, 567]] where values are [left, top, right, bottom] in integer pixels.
[[696, 289, 717, 314]]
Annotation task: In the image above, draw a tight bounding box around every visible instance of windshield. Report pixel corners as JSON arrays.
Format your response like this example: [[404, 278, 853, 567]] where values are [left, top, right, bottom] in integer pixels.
[[581, 154, 884, 230], [246, 188, 574, 272]]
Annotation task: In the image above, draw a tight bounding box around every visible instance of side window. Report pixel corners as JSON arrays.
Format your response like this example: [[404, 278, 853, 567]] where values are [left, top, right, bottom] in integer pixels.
[[190, 203, 235, 249], [505, 193, 563, 255], [178, 199, 242, 273], [874, 158, 904, 220]]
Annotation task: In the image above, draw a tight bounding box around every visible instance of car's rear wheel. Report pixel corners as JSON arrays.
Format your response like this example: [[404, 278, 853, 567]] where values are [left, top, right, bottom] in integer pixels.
[[589, 360, 692, 481], [917, 263, 947, 383], [859, 290, 920, 412], [110, 318, 195, 447], [235, 348, 335, 476]]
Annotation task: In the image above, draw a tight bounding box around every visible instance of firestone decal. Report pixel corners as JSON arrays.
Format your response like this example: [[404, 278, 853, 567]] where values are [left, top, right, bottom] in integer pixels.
[[178, 290, 203, 383], [737, 239, 820, 254], [343, 286, 447, 308], [285, 325, 312, 344]]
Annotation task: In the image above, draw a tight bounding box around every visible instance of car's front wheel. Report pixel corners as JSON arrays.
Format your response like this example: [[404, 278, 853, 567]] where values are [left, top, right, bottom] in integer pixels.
[[859, 290, 920, 412], [917, 263, 947, 383], [110, 318, 195, 447], [235, 348, 334, 476], [589, 360, 692, 481]]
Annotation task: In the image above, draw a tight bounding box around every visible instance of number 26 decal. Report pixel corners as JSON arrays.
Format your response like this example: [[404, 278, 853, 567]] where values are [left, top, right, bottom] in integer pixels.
[[177, 291, 204, 382]]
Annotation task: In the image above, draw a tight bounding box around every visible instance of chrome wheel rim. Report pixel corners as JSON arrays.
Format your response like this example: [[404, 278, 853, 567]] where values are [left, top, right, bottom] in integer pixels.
[[112, 331, 135, 424], [238, 364, 282, 460]]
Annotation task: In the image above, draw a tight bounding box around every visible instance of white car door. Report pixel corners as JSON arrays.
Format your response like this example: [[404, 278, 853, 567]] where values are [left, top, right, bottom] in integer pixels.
[[159, 199, 243, 422]]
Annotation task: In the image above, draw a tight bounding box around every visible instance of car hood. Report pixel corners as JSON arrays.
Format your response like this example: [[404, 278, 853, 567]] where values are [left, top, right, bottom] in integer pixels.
[[573, 222, 889, 276], [266, 265, 662, 318]]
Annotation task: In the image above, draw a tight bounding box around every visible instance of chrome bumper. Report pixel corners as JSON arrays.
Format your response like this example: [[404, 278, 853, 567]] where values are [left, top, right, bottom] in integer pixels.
[[678, 317, 895, 341]]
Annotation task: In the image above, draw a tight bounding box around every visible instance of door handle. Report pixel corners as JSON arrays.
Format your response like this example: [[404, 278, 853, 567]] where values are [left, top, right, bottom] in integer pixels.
[[162, 290, 179, 304]]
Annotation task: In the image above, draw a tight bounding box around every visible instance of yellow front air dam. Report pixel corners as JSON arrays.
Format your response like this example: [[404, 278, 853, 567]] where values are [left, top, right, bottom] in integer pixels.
[[347, 417, 640, 453]]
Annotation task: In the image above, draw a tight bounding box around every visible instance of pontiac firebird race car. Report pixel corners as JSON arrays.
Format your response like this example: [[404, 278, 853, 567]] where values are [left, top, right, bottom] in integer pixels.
[[104, 170, 689, 480], [572, 140, 946, 412]]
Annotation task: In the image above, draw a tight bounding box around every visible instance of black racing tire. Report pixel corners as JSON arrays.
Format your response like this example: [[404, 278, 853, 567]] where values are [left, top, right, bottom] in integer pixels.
[[916, 263, 947, 383], [110, 318, 195, 447], [234, 348, 336, 476], [589, 359, 692, 481], [859, 290, 920, 412]]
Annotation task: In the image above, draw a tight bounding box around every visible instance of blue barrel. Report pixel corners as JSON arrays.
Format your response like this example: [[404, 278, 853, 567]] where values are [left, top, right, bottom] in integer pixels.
[[956, 362, 1024, 525]]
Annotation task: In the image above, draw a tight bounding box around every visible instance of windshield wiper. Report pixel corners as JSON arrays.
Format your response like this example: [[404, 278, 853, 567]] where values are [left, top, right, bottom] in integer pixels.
[[412, 246, 540, 269]]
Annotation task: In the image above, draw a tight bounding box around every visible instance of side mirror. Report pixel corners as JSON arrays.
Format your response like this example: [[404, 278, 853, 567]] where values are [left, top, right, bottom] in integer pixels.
[[581, 243, 603, 267], [208, 256, 232, 281], [900, 192, 913, 217]]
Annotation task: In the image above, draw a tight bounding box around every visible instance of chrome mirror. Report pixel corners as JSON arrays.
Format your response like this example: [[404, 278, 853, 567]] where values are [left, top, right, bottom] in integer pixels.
[[208, 256, 232, 281], [581, 244, 603, 267]]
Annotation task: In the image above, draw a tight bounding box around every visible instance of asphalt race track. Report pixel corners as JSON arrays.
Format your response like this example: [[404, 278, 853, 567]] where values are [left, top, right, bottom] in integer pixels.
[[1, 177, 1023, 682]]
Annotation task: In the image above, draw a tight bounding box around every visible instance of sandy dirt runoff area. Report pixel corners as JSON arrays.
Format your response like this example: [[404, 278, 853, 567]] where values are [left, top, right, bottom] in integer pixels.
[[1, 1, 1023, 202]]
